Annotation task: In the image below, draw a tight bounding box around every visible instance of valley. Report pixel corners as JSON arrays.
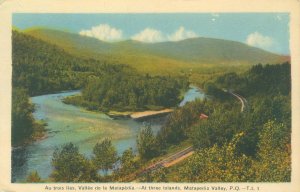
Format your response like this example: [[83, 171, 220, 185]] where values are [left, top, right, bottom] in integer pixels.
[[11, 27, 291, 183]]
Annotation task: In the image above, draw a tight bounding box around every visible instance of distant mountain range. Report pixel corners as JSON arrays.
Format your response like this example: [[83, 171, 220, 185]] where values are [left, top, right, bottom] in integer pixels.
[[22, 28, 289, 74]]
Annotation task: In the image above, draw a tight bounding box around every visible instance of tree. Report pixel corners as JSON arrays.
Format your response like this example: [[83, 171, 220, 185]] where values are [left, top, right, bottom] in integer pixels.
[[140, 168, 168, 182], [26, 171, 41, 182], [253, 121, 291, 182], [120, 148, 138, 175], [179, 133, 254, 182], [115, 148, 140, 180], [92, 138, 118, 174], [137, 125, 160, 160], [51, 142, 97, 182], [12, 88, 35, 146]]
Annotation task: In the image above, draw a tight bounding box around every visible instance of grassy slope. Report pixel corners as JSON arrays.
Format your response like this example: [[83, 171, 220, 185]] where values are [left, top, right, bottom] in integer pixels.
[[23, 28, 289, 83]]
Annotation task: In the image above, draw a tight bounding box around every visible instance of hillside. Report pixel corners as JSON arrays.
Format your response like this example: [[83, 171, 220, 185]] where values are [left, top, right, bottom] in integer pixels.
[[24, 28, 289, 74], [113, 38, 288, 65], [12, 30, 129, 96]]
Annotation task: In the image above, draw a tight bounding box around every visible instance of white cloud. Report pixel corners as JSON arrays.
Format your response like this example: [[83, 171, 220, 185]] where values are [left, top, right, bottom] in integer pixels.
[[80, 24, 198, 43], [246, 32, 274, 49], [79, 24, 123, 42], [167, 26, 198, 41], [131, 26, 198, 43], [131, 28, 164, 43]]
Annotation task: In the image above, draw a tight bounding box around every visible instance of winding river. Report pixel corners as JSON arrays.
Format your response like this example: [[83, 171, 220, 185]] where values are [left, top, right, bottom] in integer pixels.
[[12, 86, 204, 182]]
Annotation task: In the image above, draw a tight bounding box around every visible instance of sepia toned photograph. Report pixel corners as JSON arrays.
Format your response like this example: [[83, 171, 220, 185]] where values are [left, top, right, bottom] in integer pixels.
[[1, 0, 300, 191]]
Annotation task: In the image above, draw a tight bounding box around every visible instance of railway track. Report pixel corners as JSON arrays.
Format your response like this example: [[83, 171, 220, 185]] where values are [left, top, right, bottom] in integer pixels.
[[138, 146, 193, 175]]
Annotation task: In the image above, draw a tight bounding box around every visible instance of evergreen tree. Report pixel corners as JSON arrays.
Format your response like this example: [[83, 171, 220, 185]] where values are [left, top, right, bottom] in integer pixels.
[[92, 138, 118, 175], [12, 88, 35, 146], [51, 143, 97, 182], [137, 125, 160, 160]]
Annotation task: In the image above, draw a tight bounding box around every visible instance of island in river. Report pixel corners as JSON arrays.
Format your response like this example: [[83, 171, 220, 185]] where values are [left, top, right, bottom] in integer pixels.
[[12, 86, 204, 182]]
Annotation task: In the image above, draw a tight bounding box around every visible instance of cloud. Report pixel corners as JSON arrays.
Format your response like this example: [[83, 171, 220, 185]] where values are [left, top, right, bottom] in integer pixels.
[[80, 24, 198, 43], [246, 32, 274, 49], [167, 26, 198, 41], [132, 26, 198, 43], [131, 28, 164, 43], [79, 24, 123, 41]]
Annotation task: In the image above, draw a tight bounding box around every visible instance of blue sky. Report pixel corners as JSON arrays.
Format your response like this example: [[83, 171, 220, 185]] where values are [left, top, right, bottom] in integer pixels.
[[13, 13, 290, 55]]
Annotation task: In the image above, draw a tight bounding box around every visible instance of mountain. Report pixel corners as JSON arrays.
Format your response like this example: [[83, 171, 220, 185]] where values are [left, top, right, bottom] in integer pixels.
[[23, 28, 289, 74], [113, 38, 288, 64]]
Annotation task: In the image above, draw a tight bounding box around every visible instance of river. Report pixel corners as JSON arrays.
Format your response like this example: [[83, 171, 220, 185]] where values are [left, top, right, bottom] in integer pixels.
[[12, 86, 204, 182]]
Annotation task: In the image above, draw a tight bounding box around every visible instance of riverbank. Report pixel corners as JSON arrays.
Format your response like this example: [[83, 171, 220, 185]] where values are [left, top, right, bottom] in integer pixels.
[[12, 119, 47, 148], [12, 86, 205, 182], [130, 109, 174, 120], [63, 93, 176, 120], [107, 109, 174, 120]]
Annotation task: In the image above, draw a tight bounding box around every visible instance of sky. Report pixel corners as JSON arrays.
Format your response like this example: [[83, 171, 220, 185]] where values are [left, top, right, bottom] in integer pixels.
[[13, 13, 290, 55]]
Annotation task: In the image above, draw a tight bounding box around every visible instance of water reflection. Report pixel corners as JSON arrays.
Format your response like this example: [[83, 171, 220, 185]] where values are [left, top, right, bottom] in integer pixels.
[[12, 147, 28, 182]]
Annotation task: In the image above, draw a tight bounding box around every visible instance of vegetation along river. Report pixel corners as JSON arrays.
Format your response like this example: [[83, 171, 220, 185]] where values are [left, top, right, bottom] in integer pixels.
[[12, 86, 205, 182]]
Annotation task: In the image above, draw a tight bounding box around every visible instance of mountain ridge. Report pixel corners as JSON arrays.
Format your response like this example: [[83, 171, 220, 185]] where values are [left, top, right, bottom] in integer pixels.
[[21, 28, 289, 75]]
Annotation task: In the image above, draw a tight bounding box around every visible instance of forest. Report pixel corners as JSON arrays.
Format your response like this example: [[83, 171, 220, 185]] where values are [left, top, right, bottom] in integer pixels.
[[25, 62, 291, 182], [64, 74, 188, 112], [12, 30, 130, 96], [11, 25, 291, 183], [12, 30, 187, 146], [159, 62, 291, 182]]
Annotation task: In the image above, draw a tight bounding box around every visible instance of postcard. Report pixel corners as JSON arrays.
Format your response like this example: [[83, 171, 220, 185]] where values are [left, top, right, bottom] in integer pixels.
[[0, 0, 300, 191]]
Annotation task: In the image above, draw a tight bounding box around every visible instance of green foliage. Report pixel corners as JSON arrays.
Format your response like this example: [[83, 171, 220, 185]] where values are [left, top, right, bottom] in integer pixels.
[[244, 63, 291, 96], [177, 120, 291, 182], [12, 29, 134, 146], [212, 62, 291, 97], [215, 72, 244, 90], [253, 121, 291, 182], [204, 82, 232, 101], [190, 95, 291, 157], [13, 30, 83, 95], [25, 28, 288, 70], [13, 28, 291, 182], [114, 148, 140, 181], [63, 95, 99, 111], [191, 107, 242, 149], [137, 125, 160, 160], [12, 87, 45, 146], [51, 143, 97, 182], [157, 99, 211, 147], [168, 63, 291, 182], [192, 63, 291, 155], [12, 88, 34, 146], [178, 133, 255, 182], [249, 94, 291, 128], [12, 30, 128, 96], [92, 138, 118, 174], [26, 171, 41, 182], [81, 74, 188, 112], [139, 168, 168, 182], [119, 148, 139, 175]]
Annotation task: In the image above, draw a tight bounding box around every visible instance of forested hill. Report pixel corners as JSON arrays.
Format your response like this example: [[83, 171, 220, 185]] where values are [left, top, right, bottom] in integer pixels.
[[25, 28, 289, 71], [12, 30, 188, 111], [12, 30, 129, 96], [12, 30, 188, 146]]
